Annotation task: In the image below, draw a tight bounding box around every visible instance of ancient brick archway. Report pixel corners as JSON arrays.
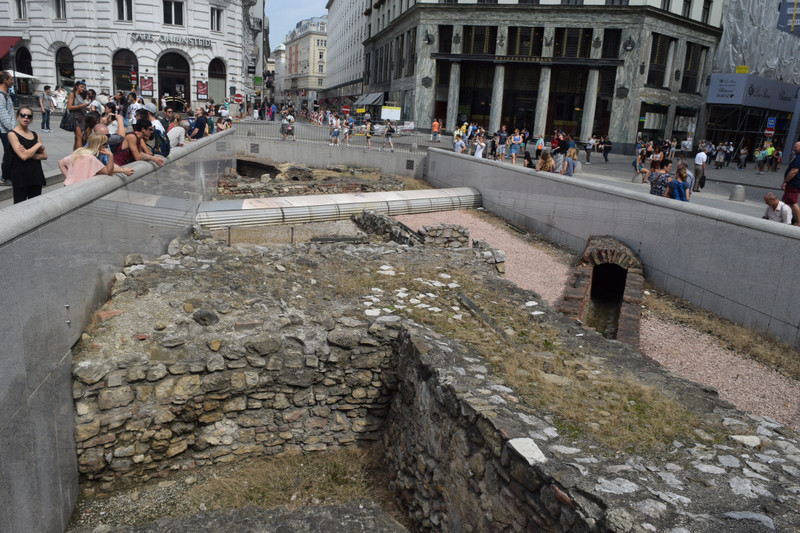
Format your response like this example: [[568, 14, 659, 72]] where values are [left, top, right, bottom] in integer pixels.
[[559, 236, 644, 347]]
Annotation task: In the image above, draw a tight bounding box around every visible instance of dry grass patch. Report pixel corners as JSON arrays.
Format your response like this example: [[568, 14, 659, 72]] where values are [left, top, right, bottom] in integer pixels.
[[186, 448, 407, 525], [643, 286, 800, 381], [337, 262, 710, 453]]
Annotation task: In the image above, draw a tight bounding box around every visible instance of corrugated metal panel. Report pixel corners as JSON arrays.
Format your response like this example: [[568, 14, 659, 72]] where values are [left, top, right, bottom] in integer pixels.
[[196, 188, 482, 230]]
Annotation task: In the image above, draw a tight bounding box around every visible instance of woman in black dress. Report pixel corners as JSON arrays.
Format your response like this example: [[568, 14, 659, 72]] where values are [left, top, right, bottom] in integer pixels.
[[6, 107, 47, 204]]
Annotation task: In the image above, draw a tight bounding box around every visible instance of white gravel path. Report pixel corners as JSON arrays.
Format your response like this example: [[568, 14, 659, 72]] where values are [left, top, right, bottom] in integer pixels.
[[394, 210, 800, 432]]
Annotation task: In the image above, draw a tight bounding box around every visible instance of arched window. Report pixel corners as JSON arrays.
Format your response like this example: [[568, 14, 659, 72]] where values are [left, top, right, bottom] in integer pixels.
[[208, 58, 227, 104], [55, 46, 74, 88], [12, 46, 32, 94], [112, 49, 138, 92]]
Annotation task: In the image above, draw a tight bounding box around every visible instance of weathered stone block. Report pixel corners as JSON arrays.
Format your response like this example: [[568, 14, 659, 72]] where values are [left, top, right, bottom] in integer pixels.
[[97, 386, 135, 410]]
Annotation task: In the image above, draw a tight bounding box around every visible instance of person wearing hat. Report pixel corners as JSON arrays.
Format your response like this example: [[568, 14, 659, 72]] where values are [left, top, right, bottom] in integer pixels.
[[142, 103, 166, 135]]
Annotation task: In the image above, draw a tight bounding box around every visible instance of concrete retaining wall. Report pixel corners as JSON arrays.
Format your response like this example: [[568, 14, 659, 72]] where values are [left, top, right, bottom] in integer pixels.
[[229, 137, 426, 179], [425, 148, 800, 348], [0, 131, 234, 533]]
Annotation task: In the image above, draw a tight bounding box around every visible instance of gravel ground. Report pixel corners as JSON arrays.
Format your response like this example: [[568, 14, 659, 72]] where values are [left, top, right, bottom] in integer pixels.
[[394, 210, 800, 432]]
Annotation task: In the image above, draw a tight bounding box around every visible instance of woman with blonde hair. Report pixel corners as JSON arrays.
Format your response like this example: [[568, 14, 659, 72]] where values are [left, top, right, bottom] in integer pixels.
[[536, 150, 556, 173], [59, 133, 123, 185], [561, 147, 578, 176]]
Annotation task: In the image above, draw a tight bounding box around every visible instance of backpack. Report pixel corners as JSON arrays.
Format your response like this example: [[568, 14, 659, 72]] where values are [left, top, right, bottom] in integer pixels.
[[152, 127, 171, 157]]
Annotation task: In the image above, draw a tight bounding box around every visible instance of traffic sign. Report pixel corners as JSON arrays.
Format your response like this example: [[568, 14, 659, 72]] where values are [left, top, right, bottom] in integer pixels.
[[765, 128, 775, 138], [233, 93, 243, 103], [342, 105, 351, 114], [767, 117, 776, 128]]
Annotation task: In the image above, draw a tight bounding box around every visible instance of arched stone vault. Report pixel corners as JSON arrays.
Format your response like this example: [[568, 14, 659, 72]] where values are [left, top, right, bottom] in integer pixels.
[[558, 236, 644, 347]]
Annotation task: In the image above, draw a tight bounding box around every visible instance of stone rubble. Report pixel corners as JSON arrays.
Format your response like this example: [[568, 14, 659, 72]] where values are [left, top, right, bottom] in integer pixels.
[[70, 226, 800, 532]]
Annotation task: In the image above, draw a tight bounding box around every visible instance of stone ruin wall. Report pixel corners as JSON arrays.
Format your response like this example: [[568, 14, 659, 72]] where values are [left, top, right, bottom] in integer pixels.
[[71, 226, 800, 532], [72, 318, 399, 483], [72, 313, 590, 531]]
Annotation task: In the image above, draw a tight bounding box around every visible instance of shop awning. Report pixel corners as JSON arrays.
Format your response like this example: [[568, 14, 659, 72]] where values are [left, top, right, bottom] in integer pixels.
[[8, 70, 36, 79], [0, 36, 21, 59], [353, 92, 384, 106]]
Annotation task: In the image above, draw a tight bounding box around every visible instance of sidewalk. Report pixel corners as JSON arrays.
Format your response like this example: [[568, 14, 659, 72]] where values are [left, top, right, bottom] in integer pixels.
[[1, 124, 779, 221]]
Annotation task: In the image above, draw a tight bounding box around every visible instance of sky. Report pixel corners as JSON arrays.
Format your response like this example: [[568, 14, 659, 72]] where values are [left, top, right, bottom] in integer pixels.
[[265, 0, 328, 50]]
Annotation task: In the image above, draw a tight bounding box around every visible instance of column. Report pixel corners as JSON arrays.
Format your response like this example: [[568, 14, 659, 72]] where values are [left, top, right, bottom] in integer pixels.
[[534, 67, 551, 136], [488, 26, 508, 134], [445, 63, 461, 132], [414, 24, 436, 129], [664, 105, 676, 140], [579, 69, 599, 142], [445, 24, 463, 132], [663, 40, 675, 89], [534, 27, 555, 137]]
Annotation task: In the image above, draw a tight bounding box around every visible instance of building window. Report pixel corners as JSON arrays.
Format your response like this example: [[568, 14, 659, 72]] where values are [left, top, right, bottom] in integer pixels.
[[508, 27, 545, 56], [164, 0, 184, 26], [211, 7, 223, 32], [477, 0, 498, 4], [14, 0, 26, 19], [318, 64, 324, 73], [438, 25, 453, 54], [605, 0, 628, 5], [601, 28, 622, 59], [553, 28, 592, 58], [701, 0, 711, 23], [660, 0, 671, 10], [319, 51, 324, 60], [463, 26, 498, 55], [318, 79, 323, 86], [681, 43, 703, 92], [518, 0, 539, 4], [54, 0, 66, 18], [682, 0, 691, 17], [646, 33, 671, 87], [561, 0, 584, 5], [116, 0, 133, 20]]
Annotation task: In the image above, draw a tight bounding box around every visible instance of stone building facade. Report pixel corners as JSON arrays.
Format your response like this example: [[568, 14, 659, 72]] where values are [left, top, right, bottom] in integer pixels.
[[320, 0, 369, 107], [0, 0, 264, 111], [361, 0, 722, 150], [281, 15, 327, 109]]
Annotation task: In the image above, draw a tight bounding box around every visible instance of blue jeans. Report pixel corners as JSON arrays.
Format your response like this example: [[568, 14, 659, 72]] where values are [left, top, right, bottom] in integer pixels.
[[41, 109, 51, 130]]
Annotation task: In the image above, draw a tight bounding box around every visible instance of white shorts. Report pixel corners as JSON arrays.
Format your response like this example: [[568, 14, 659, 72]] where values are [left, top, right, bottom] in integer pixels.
[[498, 144, 507, 154]]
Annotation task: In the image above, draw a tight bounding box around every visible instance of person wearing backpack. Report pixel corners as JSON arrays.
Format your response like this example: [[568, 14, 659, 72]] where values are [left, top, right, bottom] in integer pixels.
[[140, 104, 171, 157]]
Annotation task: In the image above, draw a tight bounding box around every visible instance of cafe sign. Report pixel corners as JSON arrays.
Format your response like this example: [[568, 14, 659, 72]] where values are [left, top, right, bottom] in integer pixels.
[[131, 33, 213, 48]]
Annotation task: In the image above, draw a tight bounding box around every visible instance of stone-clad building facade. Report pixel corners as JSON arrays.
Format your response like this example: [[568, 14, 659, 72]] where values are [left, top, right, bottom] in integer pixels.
[[281, 16, 327, 110], [0, 0, 264, 111], [361, 0, 722, 150]]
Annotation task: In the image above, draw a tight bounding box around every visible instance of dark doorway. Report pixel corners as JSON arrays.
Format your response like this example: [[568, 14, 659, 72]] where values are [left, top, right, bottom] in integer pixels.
[[158, 53, 190, 112], [584, 263, 627, 339]]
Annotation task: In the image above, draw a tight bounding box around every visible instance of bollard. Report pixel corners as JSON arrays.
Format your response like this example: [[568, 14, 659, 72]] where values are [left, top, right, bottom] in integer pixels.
[[729, 184, 746, 202]]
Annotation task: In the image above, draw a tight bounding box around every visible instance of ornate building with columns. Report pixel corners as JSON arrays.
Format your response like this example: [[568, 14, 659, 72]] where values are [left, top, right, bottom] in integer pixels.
[[0, 0, 264, 112], [362, 0, 722, 150]]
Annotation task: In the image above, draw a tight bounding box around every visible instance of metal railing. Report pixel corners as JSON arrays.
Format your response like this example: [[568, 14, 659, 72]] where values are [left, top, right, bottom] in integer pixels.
[[231, 118, 450, 154]]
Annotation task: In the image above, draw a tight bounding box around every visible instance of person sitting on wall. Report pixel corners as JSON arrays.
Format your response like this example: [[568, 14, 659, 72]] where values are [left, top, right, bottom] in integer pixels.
[[763, 192, 792, 224], [780, 141, 800, 225]]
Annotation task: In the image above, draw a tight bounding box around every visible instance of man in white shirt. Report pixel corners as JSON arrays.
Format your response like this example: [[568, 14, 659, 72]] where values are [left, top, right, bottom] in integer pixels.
[[167, 120, 189, 149], [693, 147, 707, 192], [763, 192, 792, 224]]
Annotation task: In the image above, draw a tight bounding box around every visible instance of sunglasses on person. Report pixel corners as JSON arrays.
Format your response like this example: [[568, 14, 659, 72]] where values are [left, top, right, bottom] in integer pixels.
[[19, 113, 33, 119]]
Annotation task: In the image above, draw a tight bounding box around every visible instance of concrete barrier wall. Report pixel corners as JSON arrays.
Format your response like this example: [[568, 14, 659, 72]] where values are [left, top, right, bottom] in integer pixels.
[[229, 137, 426, 179], [425, 148, 800, 348], [0, 131, 234, 533]]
